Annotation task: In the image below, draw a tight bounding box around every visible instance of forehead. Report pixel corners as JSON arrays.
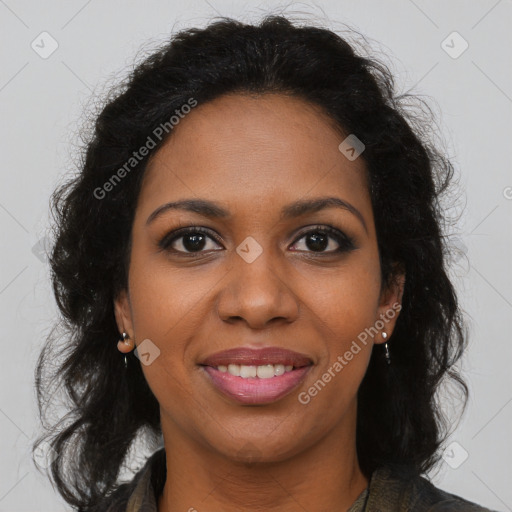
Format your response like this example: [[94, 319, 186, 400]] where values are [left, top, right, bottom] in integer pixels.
[[139, 93, 370, 219]]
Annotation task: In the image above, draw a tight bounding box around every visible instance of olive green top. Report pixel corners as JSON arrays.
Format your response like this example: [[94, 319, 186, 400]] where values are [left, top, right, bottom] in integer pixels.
[[95, 448, 498, 512]]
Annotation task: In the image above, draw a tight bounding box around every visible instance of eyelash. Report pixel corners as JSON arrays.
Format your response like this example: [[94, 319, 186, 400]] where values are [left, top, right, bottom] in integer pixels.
[[157, 225, 356, 257]]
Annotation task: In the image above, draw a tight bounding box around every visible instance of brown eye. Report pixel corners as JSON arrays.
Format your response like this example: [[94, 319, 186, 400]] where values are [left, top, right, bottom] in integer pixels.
[[290, 226, 356, 254], [158, 227, 223, 254]]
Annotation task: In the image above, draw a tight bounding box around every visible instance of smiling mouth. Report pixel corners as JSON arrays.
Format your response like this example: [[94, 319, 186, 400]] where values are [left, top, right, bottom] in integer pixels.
[[199, 363, 313, 405], [200, 362, 311, 379]]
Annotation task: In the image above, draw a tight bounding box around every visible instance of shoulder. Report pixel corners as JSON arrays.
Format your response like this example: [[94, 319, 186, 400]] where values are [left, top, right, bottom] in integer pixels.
[[88, 475, 142, 512], [88, 448, 166, 512], [406, 473, 498, 511], [368, 465, 499, 512]]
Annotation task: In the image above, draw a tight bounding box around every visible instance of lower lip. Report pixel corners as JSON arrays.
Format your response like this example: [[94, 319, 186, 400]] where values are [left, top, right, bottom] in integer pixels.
[[201, 365, 312, 405]]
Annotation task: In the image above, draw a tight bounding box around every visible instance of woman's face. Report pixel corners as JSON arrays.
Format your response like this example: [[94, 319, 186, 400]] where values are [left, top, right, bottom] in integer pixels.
[[115, 93, 403, 462]]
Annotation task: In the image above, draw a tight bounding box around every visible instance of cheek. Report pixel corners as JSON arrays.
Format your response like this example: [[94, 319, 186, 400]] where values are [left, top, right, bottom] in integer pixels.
[[127, 250, 214, 341], [299, 281, 378, 418], [306, 257, 381, 333], [126, 254, 208, 402], [302, 257, 381, 378]]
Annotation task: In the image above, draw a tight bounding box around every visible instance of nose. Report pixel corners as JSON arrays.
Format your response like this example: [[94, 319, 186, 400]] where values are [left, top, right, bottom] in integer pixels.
[[216, 245, 300, 330]]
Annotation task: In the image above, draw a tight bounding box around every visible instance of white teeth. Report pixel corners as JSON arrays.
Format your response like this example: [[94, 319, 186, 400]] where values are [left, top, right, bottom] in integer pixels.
[[239, 365, 257, 378], [227, 364, 240, 376], [257, 364, 275, 379], [221, 363, 296, 378], [274, 364, 285, 376]]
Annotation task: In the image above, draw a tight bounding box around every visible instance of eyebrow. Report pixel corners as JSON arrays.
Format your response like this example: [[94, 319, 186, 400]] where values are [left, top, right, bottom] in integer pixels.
[[146, 196, 368, 233]]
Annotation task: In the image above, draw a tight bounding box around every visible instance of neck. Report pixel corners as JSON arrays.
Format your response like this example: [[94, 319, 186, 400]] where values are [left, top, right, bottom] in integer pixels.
[[157, 403, 368, 512]]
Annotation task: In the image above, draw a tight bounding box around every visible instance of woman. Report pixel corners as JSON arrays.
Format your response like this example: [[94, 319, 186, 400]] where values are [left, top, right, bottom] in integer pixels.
[[33, 14, 498, 512]]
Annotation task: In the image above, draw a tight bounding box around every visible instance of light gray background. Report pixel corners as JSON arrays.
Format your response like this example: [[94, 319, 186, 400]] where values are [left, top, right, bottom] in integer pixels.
[[0, 1, 511, 511]]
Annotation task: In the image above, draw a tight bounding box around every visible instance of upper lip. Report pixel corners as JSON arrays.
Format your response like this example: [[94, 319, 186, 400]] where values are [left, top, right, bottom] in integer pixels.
[[200, 347, 313, 367]]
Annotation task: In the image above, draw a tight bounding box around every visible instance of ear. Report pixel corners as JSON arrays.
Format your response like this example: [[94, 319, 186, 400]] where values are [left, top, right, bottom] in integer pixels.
[[114, 289, 134, 344], [374, 266, 405, 345]]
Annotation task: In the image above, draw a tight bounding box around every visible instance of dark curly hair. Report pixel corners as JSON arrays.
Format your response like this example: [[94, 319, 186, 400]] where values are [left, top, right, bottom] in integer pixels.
[[32, 13, 468, 511]]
